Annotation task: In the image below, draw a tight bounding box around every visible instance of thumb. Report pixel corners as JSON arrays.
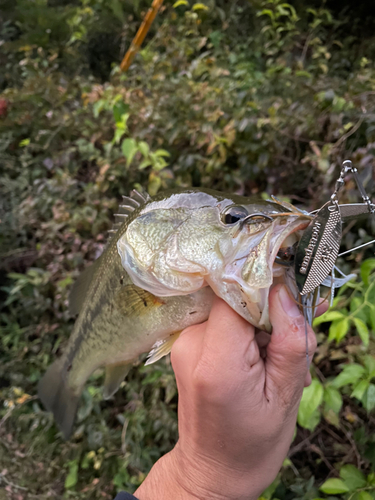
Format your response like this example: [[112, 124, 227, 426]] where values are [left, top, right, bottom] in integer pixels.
[[265, 285, 317, 410]]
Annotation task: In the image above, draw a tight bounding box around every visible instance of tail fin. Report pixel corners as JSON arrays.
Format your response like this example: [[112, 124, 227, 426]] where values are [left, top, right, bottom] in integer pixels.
[[38, 360, 81, 440]]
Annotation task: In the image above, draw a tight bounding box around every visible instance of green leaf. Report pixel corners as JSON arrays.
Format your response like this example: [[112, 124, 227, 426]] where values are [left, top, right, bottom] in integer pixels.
[[364, 355, 375, 379], [121, 138, 138, 166], [192, 3, 209, 11], [93, 99, 105, 118], [331, 364, 366, 389], [113, 101, 129, 123], [113, 127, 125, 144], [323, 386, 342, 414], [350, 297, 363, 315], [298, 379, 323, 430], [258, 9, 274, 19], [313, 311, 345, 326], [363, 384, 375, 412], [173, 0, 189, 6], [360, 258, 375, 286], [154, 149, 170, 158], [19, 138, 30, 147], [351, 379, 370, 401], [367, 305, 375, 333], [138, 141, 150, 157], [153, 157, 168, 171], [366, 281, 375, 305], [319, 478, 350, 494], [328, 318, 350, 343], [295, 70, 312, 78], [65, 460, 78, 489], [138, 159, 152, 170], [340, 465, 367, 491], [356, 492, 374, 500], [148, 174, 162, 197], [109, 0, 125, 23], [323, 408, 340, 427], [353, 317, 369, 346]]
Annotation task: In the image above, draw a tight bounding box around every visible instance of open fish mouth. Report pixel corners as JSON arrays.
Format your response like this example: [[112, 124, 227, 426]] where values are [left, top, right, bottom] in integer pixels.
[[271, 221, 310, 307], [230, 218, 311, 331], [272, 220, 310, 283]]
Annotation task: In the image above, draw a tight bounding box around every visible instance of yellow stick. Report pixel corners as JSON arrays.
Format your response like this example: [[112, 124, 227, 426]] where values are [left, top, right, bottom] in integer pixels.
[[120, 0, 165, 72]]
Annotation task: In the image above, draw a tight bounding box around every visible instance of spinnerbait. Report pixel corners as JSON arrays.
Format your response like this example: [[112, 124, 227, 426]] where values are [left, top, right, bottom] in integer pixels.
[[295, 160, 374, 362]]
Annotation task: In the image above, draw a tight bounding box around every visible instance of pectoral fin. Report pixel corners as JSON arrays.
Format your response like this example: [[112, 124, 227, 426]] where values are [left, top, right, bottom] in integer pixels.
[[103, 362, 133, 399], [145, 332, 181, 366], [116, 285, 165, 316]]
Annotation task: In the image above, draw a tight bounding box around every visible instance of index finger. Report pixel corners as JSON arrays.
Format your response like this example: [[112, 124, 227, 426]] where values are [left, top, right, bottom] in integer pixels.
[[315, 297, 329, 317], [200, 296, 259, 371]]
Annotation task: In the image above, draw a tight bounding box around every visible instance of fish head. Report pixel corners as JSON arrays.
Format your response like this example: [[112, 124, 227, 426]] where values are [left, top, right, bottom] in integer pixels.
[[117, 189, 311, 331]]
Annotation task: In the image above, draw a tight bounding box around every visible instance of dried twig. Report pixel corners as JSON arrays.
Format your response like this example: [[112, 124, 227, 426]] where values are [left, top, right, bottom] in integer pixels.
[[343, 427, 363, 468], [120, 0, 164, 72], [0, 472, 51, 499], [332, 117, 364, 150], [121, 418, 129, 456], [288, 428, 321, 457], [310, 443, 336, 474]]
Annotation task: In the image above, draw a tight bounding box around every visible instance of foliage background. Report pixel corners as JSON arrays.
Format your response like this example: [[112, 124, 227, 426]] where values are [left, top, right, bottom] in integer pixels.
[[1, 0, 375, 498]]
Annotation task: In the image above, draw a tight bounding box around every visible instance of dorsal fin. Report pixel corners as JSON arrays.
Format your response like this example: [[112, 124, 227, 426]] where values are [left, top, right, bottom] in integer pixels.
[[108, 189, 151, 243], [69, 258, 101, 316]]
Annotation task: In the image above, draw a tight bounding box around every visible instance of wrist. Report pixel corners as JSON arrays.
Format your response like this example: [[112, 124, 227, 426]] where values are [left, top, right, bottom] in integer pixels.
[[135, 443, 261, 500]]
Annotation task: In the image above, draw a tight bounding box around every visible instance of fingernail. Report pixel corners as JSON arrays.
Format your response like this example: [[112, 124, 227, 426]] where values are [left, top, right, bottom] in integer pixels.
[[279, 285, 301, 318]]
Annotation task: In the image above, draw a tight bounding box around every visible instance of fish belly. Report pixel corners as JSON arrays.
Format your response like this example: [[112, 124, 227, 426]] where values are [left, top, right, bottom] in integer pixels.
[[66, 285, 215, 390]]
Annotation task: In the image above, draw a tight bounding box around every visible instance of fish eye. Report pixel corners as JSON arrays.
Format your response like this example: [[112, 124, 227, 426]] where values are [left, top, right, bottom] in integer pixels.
[[222, 206, 249, 225]]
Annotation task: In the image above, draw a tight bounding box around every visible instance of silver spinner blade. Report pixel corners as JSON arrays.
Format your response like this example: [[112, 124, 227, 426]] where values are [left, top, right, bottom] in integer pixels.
[[294, 201, 342, 295]]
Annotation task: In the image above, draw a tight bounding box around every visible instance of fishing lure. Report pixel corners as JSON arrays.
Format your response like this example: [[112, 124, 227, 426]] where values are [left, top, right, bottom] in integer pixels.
[[294, 160, 375, 361]]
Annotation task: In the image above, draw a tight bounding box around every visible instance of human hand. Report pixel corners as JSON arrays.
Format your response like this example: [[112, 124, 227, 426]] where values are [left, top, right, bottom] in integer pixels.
[[135, 284, 326, 500]]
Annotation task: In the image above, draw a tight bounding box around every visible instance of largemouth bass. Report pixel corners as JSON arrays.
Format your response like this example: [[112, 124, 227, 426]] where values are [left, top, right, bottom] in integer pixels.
[[38, 188, 312, 438]]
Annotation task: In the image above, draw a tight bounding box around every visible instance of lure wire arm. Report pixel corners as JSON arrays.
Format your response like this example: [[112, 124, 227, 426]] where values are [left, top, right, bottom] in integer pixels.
[[332, 160, 375, 214], [332, 160, 375, 257]]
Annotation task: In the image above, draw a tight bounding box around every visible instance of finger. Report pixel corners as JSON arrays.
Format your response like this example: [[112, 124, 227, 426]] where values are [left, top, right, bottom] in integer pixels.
[[201, 296, 260, 371], [304, 372, 312, 387], [171, 322, 206, 382], [315, 298, 329, 317], [265, 284, 317, 410]]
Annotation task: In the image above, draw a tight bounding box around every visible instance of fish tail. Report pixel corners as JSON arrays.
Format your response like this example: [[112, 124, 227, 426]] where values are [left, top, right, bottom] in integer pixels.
[[38, 360, 80, 440]]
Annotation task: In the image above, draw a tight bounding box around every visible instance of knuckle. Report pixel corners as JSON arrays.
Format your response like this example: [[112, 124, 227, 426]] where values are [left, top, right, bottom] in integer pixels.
[[192, 360, 216, 393], [192, 359, 230, 405], [279, 385, 304, 414], [281, 319, 317, 358], [291, 314, 308, 333]]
